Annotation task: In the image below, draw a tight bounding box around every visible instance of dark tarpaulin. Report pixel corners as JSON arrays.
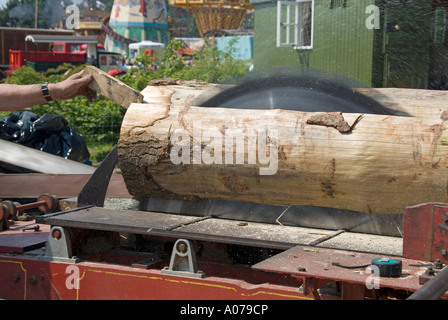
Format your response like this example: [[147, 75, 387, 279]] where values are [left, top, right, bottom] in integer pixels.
[[0, 111, 90, 172]]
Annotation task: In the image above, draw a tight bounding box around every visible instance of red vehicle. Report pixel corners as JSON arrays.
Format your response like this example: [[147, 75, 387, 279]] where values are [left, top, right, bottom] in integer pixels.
[[8, 35, 125, 75]]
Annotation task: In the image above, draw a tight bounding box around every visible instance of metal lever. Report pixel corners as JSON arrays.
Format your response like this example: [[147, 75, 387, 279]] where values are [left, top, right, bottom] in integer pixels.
[[438, 223, 448, 233]]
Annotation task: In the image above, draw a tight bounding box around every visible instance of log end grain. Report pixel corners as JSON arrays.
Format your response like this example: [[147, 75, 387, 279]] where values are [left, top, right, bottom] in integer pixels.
[[117, 130, 199, 201]]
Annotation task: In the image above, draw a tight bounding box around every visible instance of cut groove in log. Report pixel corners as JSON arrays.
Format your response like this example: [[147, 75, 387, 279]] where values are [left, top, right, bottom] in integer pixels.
[[117, 83, 448, 215]]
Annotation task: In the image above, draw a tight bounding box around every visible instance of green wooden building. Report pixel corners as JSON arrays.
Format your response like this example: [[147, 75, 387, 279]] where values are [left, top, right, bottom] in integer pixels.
[[251, 0, 446, 88]]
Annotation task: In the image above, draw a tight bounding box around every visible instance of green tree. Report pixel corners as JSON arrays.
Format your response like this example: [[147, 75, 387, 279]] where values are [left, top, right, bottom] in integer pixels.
[[4, 66, 47, 84], [178, 38, 249, 83]]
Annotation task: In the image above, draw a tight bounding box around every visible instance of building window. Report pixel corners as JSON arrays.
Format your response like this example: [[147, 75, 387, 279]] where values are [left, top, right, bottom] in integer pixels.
[[70, 45, 81, 52], [276, 0, 314, 49]]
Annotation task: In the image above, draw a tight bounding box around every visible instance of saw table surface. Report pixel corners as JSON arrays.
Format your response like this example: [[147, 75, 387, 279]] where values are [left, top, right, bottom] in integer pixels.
[[252, 244, 428, 295], [36, 206, 402, 255], [0, 221, 51, 253]]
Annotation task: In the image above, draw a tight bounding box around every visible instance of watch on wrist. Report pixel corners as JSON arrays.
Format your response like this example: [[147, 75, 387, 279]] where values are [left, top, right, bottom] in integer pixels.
[[41, 82, 53, 101]]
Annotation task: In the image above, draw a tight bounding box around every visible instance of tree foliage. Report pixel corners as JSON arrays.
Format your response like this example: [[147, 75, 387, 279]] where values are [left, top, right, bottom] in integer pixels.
[[120, 39, 250, 89]]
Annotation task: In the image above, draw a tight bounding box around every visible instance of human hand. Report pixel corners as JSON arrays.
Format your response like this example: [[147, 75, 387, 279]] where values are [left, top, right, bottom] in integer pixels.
[[49, 70, 97, 102]]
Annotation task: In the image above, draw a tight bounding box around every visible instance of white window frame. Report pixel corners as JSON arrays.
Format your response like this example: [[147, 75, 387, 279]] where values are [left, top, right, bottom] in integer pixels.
[[276, 0, 314, 50]]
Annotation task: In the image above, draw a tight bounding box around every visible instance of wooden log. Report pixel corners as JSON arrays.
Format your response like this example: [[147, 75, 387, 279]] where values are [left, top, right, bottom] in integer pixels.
[[356, 87, 448, 120], [84, 66, 145, 108], [117, 83, 448, 214]]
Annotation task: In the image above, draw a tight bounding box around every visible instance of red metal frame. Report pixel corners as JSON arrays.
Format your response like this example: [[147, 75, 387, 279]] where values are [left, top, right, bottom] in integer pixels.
[[0, 202, 447, 300], [403, 203, 448, 263], [0, 253, 308, 300]]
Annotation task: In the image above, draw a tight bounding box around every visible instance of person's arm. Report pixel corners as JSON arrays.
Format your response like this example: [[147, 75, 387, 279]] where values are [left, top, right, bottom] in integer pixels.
[[0, 70, 97, 111]]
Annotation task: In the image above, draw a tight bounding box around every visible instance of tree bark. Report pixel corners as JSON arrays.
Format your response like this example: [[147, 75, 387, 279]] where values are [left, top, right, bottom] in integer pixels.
[[117, 83, 448, 214]]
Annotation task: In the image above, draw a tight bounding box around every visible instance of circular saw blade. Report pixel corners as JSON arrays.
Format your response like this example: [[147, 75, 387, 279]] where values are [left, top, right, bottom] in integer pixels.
[[201, 75, 405, 116]]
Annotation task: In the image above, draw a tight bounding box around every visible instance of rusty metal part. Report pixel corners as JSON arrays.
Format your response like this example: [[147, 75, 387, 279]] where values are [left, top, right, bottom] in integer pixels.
[[0, 203, 8, 230], [1, 201, 19, 220], [22, 225, 40, 232], [408, 264, 448, 300], [36, 194, 59, 213], [0, 194, 58, 219], [418, 259, 446, 285]]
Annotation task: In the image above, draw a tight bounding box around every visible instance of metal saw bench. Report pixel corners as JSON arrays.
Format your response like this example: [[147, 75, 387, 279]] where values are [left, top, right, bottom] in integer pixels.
[[8, 148, 448, 300], [1, 69, 448, 300]]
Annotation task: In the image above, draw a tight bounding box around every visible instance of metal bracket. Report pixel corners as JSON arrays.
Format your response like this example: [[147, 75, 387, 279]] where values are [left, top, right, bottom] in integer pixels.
[[161, 239, 205, 278], [38, 226, 79, 263]]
